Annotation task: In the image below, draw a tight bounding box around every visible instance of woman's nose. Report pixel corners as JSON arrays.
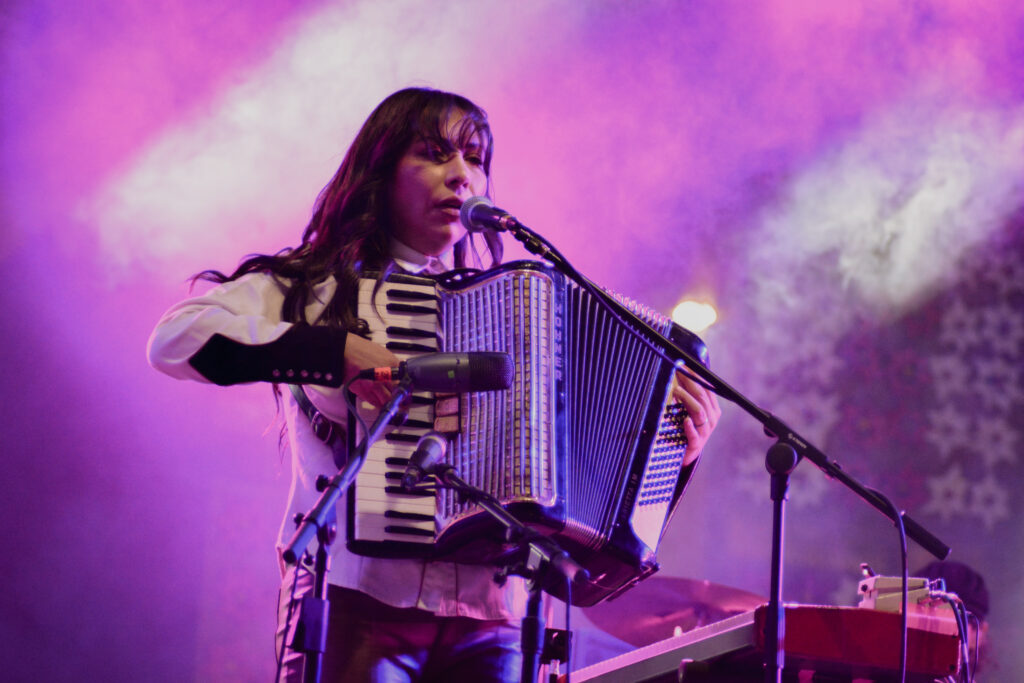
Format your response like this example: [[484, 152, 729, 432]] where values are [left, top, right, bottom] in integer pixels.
[[445, 155, 470, 189]]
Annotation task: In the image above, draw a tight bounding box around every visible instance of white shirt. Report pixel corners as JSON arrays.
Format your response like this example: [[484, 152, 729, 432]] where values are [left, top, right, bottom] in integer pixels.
[[147, 250, 526, 621]]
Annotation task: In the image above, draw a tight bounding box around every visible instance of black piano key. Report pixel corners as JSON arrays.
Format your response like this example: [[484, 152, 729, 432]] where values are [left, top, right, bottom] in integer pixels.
[[385, 341, 437, 353], [384, 485, 434, 497], [384, 457, 411, 466], [385, 433, 422, 444], [385, 326, 438, 339], [384, 288, 438, 302], [384, 525, 435, 537], [384, 510, 434, 522], [384, 471, 437, 483], [386, 303, 437, 315]]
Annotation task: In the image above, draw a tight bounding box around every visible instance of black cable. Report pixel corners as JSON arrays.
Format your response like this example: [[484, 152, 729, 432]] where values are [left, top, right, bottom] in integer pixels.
[[869, 487, 908, 683], [967, 611, 980, 682], [933, 591, 971, 683], [954, 599, 971, 682]]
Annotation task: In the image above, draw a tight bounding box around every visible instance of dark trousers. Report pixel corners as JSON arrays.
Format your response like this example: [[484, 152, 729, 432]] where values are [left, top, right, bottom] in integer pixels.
[[276, 568, 522, 682]]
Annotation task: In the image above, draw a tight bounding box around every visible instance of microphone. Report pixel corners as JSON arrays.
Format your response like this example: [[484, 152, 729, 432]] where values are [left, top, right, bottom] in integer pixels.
[[401, 431, 448, 490], [459, 196, 521, 233], [357, 352, 514, 393]]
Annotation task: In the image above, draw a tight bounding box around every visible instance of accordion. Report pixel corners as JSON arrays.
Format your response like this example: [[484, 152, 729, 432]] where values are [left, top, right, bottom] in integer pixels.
[[347, 260, 708, 606]]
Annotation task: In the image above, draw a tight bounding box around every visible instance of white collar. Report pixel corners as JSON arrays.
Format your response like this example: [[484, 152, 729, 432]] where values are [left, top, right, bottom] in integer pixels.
[[389, 237, 451, 274]]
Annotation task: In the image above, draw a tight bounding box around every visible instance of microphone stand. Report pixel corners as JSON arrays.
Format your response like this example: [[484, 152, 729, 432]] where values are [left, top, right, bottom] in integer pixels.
[[427, 463, 589, 683], [281, 378, 413, 683], [483, 215, 951, 681]]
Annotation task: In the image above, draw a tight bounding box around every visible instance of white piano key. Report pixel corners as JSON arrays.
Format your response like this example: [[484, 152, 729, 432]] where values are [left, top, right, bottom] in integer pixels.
[[354, 516, 434, 536], [354, 474, 436, 504], [353, 516, 435, 543]]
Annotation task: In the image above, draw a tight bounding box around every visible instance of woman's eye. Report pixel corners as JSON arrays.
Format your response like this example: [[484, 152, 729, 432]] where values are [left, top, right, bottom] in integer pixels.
[[419, 144, 447, 162]]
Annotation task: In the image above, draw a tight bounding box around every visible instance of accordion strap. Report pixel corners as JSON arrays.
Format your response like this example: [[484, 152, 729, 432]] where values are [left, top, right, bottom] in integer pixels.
[[286, 383, 348, 469]]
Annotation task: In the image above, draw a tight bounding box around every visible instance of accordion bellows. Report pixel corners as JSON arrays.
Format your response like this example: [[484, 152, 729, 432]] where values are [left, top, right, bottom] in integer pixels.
[[347, 261, 709, 605]]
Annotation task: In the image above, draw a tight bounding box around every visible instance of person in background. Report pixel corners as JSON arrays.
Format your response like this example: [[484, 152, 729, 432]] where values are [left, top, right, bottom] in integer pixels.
[[917, 560, 991, 677]]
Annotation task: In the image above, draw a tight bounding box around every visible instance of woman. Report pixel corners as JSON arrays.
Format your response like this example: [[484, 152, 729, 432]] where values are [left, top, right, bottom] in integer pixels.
[[148, 87, 720, 682]]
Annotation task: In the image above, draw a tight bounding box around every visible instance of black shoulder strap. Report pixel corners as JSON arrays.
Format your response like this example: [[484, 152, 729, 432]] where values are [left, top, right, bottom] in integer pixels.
[[286, 384, 348, 469]]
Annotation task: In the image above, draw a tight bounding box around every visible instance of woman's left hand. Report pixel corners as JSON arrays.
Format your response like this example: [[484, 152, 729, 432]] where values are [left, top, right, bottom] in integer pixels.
[[671, 368, 722, 465]]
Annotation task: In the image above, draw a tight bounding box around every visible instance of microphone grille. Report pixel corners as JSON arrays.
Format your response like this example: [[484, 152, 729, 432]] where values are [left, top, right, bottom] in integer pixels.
[[460, 195, 494, 232], [469, 352, 515, 391], [420, 431, 448, 461]]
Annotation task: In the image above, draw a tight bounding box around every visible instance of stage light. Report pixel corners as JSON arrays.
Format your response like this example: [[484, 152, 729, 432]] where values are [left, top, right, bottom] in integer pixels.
[[671, 300, 717, 333]]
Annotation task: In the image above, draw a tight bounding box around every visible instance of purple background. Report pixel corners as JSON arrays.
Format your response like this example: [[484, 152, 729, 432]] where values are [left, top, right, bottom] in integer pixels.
[[3, 1, 1022, 680]]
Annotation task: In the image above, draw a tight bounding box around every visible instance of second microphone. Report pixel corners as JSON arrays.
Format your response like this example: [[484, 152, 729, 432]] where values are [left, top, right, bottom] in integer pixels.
[[356, 352, 514, 393]]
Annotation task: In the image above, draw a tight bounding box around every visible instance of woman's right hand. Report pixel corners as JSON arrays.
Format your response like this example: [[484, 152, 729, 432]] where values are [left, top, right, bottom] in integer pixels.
[[343, 334, 402, 408]]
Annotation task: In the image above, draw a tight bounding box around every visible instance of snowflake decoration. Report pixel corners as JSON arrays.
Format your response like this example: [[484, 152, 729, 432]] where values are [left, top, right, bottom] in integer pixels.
[[973, 414, 1020, 470], [976, 253, 1024, 300], [927, 355, 973, 402], [920, 465, 970, 521], [975, 349, 1020, 387], [924, 402, 977, 461], [968, 473, 1011, 530], [973, 357, 1023, 413], [977, 303, 1024, 359], [938, 298, 986, 354]]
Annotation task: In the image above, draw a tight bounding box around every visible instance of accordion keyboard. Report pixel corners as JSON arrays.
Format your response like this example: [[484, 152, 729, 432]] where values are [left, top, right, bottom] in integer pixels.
[[350, 275, 441, 547]]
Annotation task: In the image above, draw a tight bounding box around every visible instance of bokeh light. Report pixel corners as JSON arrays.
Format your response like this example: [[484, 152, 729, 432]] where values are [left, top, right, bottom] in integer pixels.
[[672, 300, 719, 333]]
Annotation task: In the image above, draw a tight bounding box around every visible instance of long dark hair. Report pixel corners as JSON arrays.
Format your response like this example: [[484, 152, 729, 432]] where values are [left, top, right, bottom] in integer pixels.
[[196, 87, 503, 331]]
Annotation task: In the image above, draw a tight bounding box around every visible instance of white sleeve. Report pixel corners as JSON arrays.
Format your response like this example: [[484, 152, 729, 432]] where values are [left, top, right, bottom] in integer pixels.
[[146, 273, 294, 382]]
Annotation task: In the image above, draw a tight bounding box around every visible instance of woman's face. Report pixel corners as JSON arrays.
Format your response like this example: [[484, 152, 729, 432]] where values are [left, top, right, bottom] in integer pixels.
[[389, 111, 489, 256]]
